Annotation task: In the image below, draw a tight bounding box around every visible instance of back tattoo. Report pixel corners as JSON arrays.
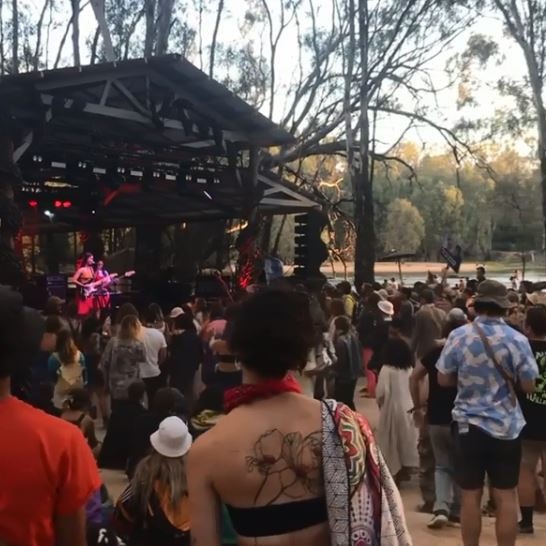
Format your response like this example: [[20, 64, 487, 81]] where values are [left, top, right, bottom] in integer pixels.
[[246, 429, 322, 505]]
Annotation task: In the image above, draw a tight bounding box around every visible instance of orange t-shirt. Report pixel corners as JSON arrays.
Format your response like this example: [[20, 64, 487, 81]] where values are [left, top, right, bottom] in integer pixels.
[[0, 396, 102, 546]]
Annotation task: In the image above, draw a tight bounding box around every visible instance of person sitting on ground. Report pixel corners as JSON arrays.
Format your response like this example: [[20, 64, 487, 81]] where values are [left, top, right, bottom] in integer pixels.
[[100, 314, 145, 414], [0, 285, 101, 546], [48, 329, 87, 408], [167, 312, 203, 406], [332, 316, 361, 410], [437, 280, 538, 546], [187, 289, 411, 546], [376, 337, 419, 483], [127, 386, 187, 478], [99, 379, 148, 470], [114, 416, 192, 545], [518, 305, 546, 534], [61, 387, 101, 457], [409, 308, 467, 530]]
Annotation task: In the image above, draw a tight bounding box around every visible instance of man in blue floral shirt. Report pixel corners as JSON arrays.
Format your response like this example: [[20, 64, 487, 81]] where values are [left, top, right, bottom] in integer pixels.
[[437, 280, 538, 546]]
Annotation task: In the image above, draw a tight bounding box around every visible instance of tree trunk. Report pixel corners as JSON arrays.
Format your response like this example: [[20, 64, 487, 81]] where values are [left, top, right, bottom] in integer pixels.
[[90, 0, 114, 61], [90, 26, 100, 64], [144, 0, 156, 58], [71, 0, 80, 66], [538, 108, 546, 268], [155, 0, 174, 55], [272, 214, 287, 255], [525, 50, 546, 270], [0, 0, 5, 74], [260, 216, 273, 253], [11, 0, 18, 73], [354, 0, 374, 287], [33, 0, 49, 70], [209, 0, 224, 78]]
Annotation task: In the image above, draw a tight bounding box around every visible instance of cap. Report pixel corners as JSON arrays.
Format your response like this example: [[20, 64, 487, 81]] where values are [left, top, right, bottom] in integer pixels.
[[150, 416, 192, 458], [169, 307, 184, 319]]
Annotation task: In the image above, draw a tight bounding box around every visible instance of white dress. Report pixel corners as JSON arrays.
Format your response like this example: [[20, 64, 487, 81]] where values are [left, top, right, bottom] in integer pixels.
[[376, 366, 419, 476]]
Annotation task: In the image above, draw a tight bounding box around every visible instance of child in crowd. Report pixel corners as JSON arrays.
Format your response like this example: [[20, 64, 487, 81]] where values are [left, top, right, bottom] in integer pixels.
[[376, 337, 419, 482], [48, 329, 87, 408], [61, 387, 101, 457]]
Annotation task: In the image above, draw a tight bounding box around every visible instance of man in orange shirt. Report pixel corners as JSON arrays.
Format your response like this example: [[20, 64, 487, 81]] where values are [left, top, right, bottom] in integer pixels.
[[0, 286, 102, 546]]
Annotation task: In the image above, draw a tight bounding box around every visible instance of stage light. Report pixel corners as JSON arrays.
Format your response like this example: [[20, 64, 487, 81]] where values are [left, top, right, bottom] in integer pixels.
[[91, 210, 96, 215], [62, 201, 72, 208], [44, 210, 54, 218], [203, 190, 213, 200], [54, 200, 62, 208], [28, 200, 38, 208]]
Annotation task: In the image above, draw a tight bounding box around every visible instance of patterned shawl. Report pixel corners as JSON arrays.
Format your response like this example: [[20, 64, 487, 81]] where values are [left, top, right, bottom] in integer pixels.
[[321, 399, 412, 546]]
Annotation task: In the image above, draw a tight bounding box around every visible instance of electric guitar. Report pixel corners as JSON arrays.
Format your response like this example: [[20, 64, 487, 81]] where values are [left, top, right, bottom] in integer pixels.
[[81, 270, 136, 298]]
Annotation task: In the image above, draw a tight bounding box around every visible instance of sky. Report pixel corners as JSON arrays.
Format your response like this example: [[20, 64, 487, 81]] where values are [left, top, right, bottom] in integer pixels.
[[14, 0, 537, 159]]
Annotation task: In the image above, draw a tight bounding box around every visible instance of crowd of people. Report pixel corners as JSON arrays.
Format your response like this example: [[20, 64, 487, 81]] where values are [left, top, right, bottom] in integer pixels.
[[1, 263, 546, 546]]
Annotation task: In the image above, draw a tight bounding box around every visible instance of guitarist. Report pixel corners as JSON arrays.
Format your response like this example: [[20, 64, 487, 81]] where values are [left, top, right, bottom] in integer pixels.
[[93, 260, 113, 316], [72, 252, 96, 317]]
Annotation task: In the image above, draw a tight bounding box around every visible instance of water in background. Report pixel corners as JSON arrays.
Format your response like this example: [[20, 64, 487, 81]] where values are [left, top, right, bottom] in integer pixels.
[[325, 265, 546, 287]]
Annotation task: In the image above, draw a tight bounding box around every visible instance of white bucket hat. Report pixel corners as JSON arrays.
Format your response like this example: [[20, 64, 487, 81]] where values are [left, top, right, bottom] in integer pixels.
[[150, 416, 192, 458], [169, 307, 184, 319], [378, 300, 394, 316]]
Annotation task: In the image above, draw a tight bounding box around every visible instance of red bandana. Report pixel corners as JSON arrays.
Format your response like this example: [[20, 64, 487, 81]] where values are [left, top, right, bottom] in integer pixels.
[[224, 374, 302, 413]]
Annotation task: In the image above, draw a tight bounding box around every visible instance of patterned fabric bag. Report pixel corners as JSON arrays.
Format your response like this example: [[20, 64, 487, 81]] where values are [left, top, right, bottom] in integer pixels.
[[321, 399, 412, 546]]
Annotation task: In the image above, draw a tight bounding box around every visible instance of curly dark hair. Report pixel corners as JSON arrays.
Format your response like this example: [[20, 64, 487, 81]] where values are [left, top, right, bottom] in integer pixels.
[[383, 338, 413, 370], [228, 290, 315, 378]]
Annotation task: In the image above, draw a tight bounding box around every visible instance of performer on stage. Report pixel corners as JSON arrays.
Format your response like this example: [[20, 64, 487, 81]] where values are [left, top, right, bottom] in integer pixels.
[[72, 252, 96, 317], [93, 260, 113, 316]]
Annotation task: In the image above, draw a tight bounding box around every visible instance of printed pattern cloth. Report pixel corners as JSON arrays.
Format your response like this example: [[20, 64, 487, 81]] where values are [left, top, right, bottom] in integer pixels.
[[321, 399, 412, 546], [436, 316, 539, 439]]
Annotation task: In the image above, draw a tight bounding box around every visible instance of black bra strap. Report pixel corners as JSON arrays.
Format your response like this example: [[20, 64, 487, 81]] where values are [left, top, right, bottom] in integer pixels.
[[226, 496, 327, 537]]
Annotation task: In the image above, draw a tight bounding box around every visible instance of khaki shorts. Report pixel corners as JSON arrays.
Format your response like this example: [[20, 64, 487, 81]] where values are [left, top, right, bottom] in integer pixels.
[[521, 440, 546, 470]]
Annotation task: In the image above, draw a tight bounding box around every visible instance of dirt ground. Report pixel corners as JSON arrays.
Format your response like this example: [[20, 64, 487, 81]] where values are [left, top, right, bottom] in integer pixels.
[[100, 382, 546, 544]]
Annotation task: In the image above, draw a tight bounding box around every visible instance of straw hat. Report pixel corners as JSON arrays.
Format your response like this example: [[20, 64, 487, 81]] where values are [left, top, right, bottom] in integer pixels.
[[378, 300, 394, 316]]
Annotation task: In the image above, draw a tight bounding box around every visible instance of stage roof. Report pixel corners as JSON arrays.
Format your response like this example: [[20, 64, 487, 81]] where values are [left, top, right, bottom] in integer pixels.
[[1, 55, 317, 230]]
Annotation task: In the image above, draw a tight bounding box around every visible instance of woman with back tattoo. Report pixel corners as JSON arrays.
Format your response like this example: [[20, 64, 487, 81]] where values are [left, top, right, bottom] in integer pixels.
[[187, 289, 412, 546]]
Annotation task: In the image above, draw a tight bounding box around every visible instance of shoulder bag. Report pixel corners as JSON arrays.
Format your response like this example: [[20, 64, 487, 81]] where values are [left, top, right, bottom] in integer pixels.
[[473, 322, 517, 407]]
